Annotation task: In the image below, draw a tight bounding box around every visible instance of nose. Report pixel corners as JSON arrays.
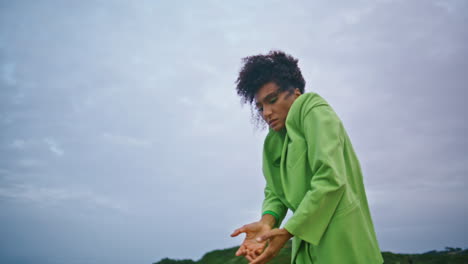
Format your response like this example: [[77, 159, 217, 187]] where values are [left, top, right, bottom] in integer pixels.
[[262, 105, 272, 121]]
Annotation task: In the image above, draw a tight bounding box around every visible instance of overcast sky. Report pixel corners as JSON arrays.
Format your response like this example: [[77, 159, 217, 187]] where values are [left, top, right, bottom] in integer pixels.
[[1, 0, 467, 263]]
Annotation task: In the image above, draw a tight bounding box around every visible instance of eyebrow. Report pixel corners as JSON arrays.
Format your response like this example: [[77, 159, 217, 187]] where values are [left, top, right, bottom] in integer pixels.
[[255, 90, 280, 108]]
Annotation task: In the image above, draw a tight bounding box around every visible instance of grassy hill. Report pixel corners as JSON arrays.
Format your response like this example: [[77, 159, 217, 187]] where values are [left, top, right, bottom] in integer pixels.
[[153, 242, 468, 264]]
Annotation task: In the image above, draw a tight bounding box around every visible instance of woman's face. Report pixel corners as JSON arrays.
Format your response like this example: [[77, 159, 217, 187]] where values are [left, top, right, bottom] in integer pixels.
[[254, 82, 301, 131]]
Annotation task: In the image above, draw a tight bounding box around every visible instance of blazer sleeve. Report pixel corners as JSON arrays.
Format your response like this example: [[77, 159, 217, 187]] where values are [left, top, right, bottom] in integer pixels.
[[262, 184, 288, 228], [284, 105, 347, 245]]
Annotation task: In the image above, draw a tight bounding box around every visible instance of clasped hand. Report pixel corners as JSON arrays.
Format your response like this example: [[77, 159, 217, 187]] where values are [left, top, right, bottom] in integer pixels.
[[231, 221, 293, 264]]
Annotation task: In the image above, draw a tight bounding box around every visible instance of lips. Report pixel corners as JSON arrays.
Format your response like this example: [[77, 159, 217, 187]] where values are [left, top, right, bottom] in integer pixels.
[[268, 119, 278, 127]]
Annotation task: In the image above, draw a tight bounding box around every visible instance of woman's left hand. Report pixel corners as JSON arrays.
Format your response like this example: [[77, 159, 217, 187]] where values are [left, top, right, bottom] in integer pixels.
[[249, 228, 293, 264]]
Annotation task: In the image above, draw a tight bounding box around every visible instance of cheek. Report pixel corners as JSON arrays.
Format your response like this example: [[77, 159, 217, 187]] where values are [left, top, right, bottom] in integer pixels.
[[279, 104, 290, 118]]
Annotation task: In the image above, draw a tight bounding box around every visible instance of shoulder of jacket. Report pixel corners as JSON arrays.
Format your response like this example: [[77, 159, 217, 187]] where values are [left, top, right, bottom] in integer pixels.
[[287, 92, 329, 124]]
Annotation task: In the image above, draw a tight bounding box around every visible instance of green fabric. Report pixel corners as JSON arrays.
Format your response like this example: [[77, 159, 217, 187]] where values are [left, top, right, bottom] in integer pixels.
[[262, 93, 383, 264], [262, 179, 288, 227]]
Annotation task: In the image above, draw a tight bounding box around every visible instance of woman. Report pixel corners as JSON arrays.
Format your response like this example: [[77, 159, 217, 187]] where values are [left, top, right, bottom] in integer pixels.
[[230, 51, 383, 264]]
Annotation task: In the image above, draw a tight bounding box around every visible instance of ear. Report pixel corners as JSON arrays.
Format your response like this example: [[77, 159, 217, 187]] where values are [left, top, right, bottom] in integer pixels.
[[294, 88, 302, 97]]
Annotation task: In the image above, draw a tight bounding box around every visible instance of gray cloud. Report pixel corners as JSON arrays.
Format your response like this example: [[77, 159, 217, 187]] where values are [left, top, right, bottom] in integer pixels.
[[0, 0, 467, 263]]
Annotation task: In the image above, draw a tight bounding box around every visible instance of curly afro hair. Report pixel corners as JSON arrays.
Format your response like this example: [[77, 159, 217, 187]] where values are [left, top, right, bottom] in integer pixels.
[[235, 50, 306, 105]]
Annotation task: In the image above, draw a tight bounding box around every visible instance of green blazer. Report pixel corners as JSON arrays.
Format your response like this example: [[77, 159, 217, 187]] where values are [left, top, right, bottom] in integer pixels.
[[261, 93, 383, 263]]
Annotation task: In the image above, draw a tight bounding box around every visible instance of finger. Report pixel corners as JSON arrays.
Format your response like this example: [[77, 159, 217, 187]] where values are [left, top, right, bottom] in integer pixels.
[[230, 228, 242, 237], [250, 249, 273, 264], [255, 247, 263, 255], [245, 254, 254, 262], [247, 250, 257, 261], [256, 229, 282, 242], [252, 250, 260, 259], [231, 226, 247, 237], [235, 245, 246, 256], [250, 254, 269, 264], [253, 243, 265, 255]]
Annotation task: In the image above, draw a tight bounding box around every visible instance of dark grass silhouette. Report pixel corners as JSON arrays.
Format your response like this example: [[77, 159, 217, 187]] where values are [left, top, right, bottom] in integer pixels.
[[153, 242, 468, 264]]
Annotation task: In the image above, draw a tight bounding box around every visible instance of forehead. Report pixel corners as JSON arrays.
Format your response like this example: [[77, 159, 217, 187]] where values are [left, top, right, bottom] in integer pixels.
[[254, 82, 281, 103]]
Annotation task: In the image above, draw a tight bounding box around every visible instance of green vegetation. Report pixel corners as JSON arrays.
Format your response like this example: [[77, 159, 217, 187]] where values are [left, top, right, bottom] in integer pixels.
[[156, 259, 196, 264], [381, 247, 468, 264], [153, 242, 468, 264]]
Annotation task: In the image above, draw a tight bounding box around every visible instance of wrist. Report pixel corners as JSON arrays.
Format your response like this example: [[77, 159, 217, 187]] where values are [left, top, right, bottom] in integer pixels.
[[260, 213, 276, 228], [283, 227, 294, 238]]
